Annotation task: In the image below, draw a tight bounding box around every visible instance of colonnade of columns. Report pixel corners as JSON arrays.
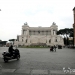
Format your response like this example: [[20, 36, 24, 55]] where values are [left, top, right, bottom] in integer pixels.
[[22, 29, 56, 35]]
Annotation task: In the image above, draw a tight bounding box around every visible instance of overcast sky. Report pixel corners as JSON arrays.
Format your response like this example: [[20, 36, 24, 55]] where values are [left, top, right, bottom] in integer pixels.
[[0, 0, 75, 41]]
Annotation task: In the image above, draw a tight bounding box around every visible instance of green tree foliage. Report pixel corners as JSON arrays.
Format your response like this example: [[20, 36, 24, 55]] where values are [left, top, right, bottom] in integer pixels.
[[0, 41, 7, 46], [69, 28, 74, 37], [9, 39, 15, 45], [9, 39, 15, 41], [57, 28, 73, 37], [57, 28, 74, 45]]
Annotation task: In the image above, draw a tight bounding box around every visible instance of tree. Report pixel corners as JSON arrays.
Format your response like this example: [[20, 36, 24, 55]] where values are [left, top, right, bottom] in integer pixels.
[[57, 28, 73, 46], [57, 28, 73, 37], [0, 41, 7, 46], [69, 28, 73, 37], [67, 37, 69, 45], [9, 39, 15, 45], [63, 37, 66, 45], [0, 40, 2, 41]]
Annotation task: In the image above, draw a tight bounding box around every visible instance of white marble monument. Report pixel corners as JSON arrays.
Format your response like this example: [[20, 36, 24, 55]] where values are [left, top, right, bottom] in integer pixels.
[[14, 22, 64, 46]]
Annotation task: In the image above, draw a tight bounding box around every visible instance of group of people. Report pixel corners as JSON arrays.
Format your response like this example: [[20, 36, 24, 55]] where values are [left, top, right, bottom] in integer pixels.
[[50, 45, 57, 52]]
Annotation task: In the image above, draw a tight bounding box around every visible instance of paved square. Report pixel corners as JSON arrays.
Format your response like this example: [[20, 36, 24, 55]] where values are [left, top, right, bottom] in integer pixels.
[[0, 47, 75, 75], [32, 70, 48, 74]]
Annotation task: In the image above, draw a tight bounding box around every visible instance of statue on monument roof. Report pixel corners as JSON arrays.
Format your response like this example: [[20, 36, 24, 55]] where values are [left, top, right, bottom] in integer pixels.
[[52, 22, 56, 25], [24, 22, 28, 25]]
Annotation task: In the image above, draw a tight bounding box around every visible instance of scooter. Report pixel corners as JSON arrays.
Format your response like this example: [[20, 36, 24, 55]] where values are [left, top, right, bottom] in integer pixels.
[[2, 49, 20, 62]]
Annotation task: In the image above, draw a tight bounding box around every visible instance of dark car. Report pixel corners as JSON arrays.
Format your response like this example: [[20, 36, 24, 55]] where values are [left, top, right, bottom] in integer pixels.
[[58, 45, 62, 49]]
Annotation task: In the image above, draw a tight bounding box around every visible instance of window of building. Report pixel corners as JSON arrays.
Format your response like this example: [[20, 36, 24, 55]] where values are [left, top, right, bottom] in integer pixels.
[[53, 30, 55, 35], [23, 30, 26, 35], [33, 31, 35, 35], [26, 39, 27, 43], [49, 31, 51, 35], [53, 30, 56, 35], [55, 38, 57, 42], [42, 31, 44, 35], [46, 31, 48, 35], [22, 37, 23, 42], [49, 39, 51, 43], [38, 31, 40, 33], [22, 39, 23, 42]]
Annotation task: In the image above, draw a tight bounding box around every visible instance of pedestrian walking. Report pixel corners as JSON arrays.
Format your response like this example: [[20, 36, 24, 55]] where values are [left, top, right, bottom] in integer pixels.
[[54, 45, 56, 52]]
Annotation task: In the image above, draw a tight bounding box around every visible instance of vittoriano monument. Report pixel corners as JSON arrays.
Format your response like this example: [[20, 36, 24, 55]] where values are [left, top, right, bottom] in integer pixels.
[[14, 22, 64, 47]]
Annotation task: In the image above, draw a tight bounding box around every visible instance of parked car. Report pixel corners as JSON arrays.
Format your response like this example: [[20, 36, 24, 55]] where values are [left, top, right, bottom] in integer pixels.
[[58, 45, 62, 49]]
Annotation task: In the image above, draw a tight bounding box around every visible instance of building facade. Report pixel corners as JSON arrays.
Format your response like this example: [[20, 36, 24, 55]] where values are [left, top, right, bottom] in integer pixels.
[[73, 7, 75, 46], [14, 22, 64, 46]]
